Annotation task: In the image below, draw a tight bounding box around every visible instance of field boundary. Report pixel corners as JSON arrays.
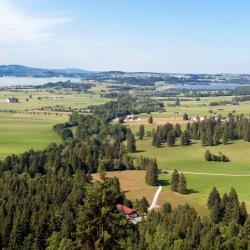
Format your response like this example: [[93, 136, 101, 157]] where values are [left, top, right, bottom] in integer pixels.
[[168, 171, 250, 177]]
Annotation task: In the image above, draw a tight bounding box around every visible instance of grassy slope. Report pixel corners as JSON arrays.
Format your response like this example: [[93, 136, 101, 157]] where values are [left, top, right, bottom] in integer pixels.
[[132, 137, 250, 212]]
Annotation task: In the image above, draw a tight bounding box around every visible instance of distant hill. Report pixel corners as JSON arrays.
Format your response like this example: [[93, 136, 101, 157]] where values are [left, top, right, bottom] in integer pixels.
[[0, 65, 89, 77], [1, 65, 250, 86]]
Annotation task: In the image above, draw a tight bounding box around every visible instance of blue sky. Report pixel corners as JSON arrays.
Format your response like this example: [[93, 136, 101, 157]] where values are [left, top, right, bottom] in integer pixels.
[[0, 0, 250, 73]]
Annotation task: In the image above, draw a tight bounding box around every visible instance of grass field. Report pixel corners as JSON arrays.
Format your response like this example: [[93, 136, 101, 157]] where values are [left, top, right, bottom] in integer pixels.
[[0, 113, 65, 158], [0, 88, 109, 158], [129, 137, 250, 213]]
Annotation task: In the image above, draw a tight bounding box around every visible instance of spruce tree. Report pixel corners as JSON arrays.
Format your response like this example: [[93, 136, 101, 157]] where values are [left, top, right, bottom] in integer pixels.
[[148, 115, 153, 124], [167, 130, 175, 147], [205, 150, 212, 161], [183, 113, 189, 120], [239, 202, 248, 225], [207, 187, 221, 209], [177, 173, 187, 194], [126, 129, 136, 153], [210, 200, 221, 224], [171, 169, 179, 192], [138, 124, 145, 140]]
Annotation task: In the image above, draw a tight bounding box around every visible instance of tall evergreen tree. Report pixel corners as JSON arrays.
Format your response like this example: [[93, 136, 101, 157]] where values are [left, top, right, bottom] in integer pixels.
[[177, 173, 187, 194], [207, 187, 221, 209], [171, 169, 179, 192], [138, 124, 145, 140], [126, 129, 136, 153], [148, 115, 153, 124]]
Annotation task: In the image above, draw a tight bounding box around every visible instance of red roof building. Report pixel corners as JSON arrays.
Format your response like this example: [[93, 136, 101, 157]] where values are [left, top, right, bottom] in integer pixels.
[[159, 169, 168, 174], [116, 204, 137, 217]]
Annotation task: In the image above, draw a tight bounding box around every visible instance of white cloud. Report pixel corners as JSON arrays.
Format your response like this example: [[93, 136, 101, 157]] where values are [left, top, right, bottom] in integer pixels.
[[0, 0, 71, 44]]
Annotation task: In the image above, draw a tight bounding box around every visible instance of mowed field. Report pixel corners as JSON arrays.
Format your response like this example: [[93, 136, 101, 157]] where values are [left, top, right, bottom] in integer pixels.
[[0, 113, 64, 158], [0, 89, 109, 158]]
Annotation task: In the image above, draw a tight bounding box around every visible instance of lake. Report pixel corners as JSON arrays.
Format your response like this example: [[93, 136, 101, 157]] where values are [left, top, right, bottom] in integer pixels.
[[158, 83, 245, 91], [0, 76, 81, 86]]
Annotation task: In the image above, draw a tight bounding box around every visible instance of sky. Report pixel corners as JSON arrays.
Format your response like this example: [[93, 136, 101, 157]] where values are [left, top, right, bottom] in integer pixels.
[[0, 0, 250, 73]]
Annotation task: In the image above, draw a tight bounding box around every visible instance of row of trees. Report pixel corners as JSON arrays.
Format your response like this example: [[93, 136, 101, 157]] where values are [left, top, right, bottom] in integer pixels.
[[205, 150, 230, 162], [186, 114, 250, 146], [208, 187, 247, 225]]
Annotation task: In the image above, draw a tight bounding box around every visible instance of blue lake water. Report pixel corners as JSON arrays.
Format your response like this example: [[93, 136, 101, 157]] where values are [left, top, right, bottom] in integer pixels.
[[0, 77, 81, 86], [160, 83, 246, 90]]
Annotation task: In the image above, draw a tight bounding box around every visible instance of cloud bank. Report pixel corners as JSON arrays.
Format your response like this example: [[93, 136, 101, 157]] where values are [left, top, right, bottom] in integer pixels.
[[0, 0, 70, 44]]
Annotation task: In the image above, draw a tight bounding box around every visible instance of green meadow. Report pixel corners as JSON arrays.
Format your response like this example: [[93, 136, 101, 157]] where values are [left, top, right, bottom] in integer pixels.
[[0, 89, 109, 158], [132, 137, 250, 212], [0, 113, 64, 159]]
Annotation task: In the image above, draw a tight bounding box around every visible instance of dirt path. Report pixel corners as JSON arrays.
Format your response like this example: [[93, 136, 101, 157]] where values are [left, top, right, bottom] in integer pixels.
[[168, 171, 250, 177], [148, 185, 162, 211]]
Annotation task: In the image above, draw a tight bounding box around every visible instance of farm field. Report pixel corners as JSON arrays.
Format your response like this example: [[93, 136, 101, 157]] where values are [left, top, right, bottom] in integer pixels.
[[0, 113, 64, 159], [0, 88, 109, 158], [0, 90, 108, 112], [130, 137, 250, 213]]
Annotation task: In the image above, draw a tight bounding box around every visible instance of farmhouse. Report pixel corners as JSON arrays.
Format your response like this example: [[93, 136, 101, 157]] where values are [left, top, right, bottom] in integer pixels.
[[116, 204, 137, 219], [6, 96, 19, 103], [159, 169, 168, 174], [125, 114, 137, 121]]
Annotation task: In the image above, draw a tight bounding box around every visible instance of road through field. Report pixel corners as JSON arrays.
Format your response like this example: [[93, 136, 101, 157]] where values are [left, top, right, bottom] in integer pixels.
[[148, 185, 162, 211], [168, 171, 250, 177]]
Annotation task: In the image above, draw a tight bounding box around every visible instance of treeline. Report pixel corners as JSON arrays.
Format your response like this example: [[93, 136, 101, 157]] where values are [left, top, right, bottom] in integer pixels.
[[233, 95, 250, 102], [209, 100, 239, 106], [208, 187, 247, 225], [186, 115, 250, 146], [88, 95, 164, 123], [138, 188, 250, 250], [0, 171, 138, 249], [152, 123, 191, 147], [36, 81, 93, 90]]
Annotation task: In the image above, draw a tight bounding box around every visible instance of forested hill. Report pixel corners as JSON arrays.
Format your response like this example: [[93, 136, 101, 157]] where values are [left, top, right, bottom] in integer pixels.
[[0, 65, 88, 77], [1, 65, 250, 86]]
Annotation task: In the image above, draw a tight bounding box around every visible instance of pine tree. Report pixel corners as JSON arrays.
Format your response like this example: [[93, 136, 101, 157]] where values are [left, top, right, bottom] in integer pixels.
[[148, 115, 153, 124], [210, 200, 221, 224], [126, 129, 136, 153], [161, 202, 172, 215], [205, 150, 212, 161], [177, 173, 187, 194], [167, 130, 175, 147], [239, 202, 248, 225], [171, 169, 179, 192], [207, 187, 221, 209], [175, 123, 182, 137], [138, 124, 145, 140], [183, 113, 189, 120], [145, 159, 158, 186]]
